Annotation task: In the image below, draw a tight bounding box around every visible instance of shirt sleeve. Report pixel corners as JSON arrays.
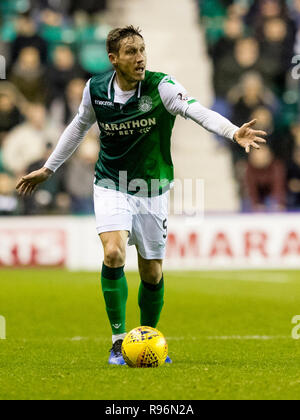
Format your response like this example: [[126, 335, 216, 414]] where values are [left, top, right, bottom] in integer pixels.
[[158, 75, 239, 141], [44, 79, 96, 172]]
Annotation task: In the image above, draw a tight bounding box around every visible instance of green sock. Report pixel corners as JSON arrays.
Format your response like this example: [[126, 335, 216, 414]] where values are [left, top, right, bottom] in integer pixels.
[[101, 263, 128, 335], [138, 276, 164, 328]]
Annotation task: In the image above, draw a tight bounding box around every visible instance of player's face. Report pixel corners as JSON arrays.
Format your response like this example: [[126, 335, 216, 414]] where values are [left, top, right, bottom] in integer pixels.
[[110, 35, 147, 83]]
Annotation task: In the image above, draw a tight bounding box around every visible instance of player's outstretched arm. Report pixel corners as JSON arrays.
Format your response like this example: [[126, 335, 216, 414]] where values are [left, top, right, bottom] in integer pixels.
[[158, 76, 267, 150], [16, 167, 53, 196], [233, 119, 267, 153]]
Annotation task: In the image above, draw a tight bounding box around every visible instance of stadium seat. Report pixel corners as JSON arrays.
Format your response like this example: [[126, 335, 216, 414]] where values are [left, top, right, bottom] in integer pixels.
[[78, 42, 112, 74]]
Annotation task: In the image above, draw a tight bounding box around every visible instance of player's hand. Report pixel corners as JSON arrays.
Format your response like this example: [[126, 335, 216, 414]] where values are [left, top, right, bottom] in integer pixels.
[[234, 119, 267, 153], [16, 167, 53, 196]]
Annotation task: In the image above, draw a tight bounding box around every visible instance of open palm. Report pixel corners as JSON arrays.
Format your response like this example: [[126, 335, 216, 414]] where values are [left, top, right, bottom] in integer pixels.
[[234, 119, 267, 153]]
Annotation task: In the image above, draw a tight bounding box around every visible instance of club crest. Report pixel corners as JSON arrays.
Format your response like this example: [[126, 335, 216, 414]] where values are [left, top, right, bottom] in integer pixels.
[[138, 96, 153, 113]]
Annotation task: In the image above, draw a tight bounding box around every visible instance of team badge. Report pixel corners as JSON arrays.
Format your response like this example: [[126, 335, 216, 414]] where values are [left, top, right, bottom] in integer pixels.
[[138, 96, 153, 113]]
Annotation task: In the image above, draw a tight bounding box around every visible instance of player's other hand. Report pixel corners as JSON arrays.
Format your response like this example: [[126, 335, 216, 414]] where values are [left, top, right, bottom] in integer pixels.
[[16, 167, 53, 196], [234, 119, 267, 153]]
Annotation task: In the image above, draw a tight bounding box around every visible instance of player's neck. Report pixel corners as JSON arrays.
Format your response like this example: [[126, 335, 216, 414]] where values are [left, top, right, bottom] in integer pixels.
[[115, 73, 139, 92]]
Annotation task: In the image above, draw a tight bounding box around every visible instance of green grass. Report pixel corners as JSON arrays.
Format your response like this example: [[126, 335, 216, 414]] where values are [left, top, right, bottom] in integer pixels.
[[1, 269, 300, 400]]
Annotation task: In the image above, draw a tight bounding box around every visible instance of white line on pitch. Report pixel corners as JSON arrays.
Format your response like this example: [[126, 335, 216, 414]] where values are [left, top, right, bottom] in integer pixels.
[[171, 272, 290, 283], [167, 335, 289, 341], [67, 335, 290, 342], [206, 335, 289, 340]]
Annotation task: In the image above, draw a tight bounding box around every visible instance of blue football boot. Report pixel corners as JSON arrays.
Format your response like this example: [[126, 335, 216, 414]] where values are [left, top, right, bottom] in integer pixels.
[[165, 355, 172, 364], [109, 340, 126, 365]]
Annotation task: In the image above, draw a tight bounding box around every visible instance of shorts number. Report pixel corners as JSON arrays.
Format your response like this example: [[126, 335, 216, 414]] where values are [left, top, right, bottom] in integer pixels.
[[163, 219, 168, 239]]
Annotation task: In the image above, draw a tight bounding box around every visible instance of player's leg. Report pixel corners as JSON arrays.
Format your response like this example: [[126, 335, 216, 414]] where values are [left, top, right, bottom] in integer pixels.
[[137, 253, 172, 364], [137, 254, 165, 328], [129, 192, 168, 329], [94, 185, 132, 364], [130, 190, 172, 362], [100, 231, 128, 341], [100, 231, 129, 365]]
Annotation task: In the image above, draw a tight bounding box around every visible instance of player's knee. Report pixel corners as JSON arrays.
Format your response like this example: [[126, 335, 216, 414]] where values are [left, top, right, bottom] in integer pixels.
[[141, 267, 162, 285], [104, 244, 126, 268]]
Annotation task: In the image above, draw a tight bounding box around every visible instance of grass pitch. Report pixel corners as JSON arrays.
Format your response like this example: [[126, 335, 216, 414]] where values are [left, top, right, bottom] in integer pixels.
[[1, 269, 300, 400]]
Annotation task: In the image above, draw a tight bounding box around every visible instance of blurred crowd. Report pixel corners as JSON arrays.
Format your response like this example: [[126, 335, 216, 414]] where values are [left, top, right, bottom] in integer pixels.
[[0, 0, 109, 215], [198, 0, 300, 212], [1, 0, 300, 215]]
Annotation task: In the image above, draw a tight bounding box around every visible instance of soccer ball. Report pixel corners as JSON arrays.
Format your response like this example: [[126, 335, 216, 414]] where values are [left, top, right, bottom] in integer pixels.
[[122, 326, 168, 368]]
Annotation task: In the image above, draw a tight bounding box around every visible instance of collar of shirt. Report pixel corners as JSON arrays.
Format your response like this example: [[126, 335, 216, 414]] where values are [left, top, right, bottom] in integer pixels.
[[108, 71, 142, 104]]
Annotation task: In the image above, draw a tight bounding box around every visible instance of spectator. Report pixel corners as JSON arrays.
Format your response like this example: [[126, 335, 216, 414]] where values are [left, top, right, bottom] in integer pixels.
[[22, 143, 70, 215], [246, 0, 291, 27], [226, 1, 250, 18], [10, 13, 48, 65], [287, 145, 300, 211], [214, 37, 261, 98], [291, 122, 300, 148], [40, 8, 64, 30], [46, 45, 84, 105], [258, 18, 296, 94], [209, 15, 244, 65], [33, 0, 107, 16], [228, 81, 281, 172], [245, 144, 286, 212], [69, 0, 107, 16], [228, 72, 278, 128], [9, 47, 47, 103], [0, 2, 113, 216], [295, 27, 300, 54], [199, 0, 300, 212], [31, 0, 71, 15], [50, 77, 86, 126], [1, 102, 60, 176], [289, 0, 300, 27], [0, 173, 18, 215], [0, 92, 24, 143], [65, 134, 99, 214]]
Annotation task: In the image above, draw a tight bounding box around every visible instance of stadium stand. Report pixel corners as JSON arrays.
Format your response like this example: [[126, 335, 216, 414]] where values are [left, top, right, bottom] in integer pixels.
[[0, 0, 111, 215], [198, 0, 300, 212], [0, 0, 300, 215]]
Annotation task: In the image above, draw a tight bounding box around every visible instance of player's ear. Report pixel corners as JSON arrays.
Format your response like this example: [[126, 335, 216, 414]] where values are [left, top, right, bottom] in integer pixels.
[[108, 53, 118, 66]]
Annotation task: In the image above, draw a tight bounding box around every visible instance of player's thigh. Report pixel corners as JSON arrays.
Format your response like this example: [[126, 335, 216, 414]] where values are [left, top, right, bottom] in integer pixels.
[[94, 185, 132, 267], [130, 192, 169, 261], [137, 253, 163, 285], [100, 231, 129, 267], [94, 185, 132, 234]]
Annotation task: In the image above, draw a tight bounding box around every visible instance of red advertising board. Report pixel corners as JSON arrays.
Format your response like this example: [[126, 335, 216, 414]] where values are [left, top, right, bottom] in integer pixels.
[[0, 229, 66, 267]]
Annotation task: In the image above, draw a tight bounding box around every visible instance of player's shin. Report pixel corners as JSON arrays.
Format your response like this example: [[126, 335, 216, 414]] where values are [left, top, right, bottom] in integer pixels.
[[138, 276, 164, 328], [101, 263, 128, 339]]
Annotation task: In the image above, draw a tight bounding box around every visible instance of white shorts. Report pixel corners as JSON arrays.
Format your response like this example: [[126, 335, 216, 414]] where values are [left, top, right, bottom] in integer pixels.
[[94, 185, 169, 260]]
